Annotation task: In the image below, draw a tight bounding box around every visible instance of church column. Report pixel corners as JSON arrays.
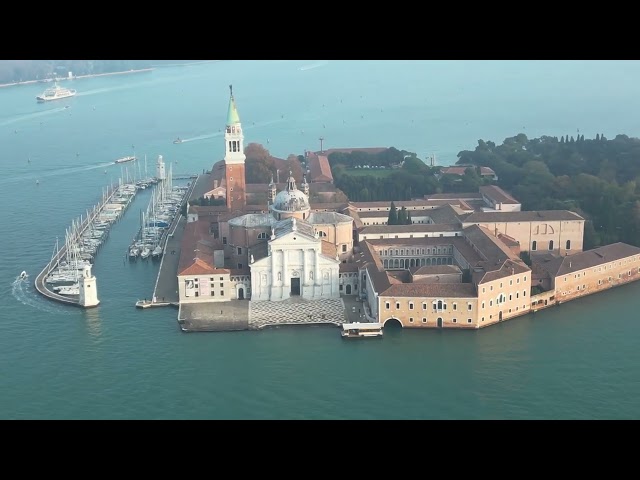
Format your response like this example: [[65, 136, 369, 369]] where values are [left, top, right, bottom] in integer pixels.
[[271, 248, 277, 299], [302, 248, 307, 287], [282, 249, 288, 291], [314, 247, 320, 288]]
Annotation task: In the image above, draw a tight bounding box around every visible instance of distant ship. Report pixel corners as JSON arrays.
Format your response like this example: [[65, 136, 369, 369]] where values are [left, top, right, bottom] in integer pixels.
[[114, 155, 137, 164], [173, 137, 183, 144], [36, 83, 76, 103]]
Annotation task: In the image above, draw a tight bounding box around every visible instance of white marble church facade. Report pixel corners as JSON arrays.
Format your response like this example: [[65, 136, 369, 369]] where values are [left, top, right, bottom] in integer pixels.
[[249, 217, 341, 301]]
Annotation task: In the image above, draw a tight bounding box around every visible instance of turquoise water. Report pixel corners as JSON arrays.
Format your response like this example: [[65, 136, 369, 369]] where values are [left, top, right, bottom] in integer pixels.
[[2, 60, 640, 419]]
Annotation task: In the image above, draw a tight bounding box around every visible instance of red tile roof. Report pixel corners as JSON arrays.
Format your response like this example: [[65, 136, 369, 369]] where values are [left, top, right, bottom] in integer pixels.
[[308, 155, 333, 183]]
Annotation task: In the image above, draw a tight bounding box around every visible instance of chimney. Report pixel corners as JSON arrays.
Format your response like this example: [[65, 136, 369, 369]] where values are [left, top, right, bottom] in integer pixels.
[[569, 261, 572, 268]]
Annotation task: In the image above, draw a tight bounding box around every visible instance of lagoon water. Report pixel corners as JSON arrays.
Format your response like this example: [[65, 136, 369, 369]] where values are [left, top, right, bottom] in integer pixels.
[[1, 60, 640, 419]]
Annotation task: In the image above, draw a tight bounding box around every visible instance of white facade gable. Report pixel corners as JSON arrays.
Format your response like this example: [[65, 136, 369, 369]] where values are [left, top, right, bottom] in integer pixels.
[[251, 229, 340, 301]]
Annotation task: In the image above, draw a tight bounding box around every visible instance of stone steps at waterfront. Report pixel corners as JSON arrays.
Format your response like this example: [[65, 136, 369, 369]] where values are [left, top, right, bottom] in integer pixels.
[[249, 297, 346, 329]]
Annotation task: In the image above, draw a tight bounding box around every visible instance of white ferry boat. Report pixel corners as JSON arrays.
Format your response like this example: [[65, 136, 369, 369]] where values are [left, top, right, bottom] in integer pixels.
[[36, 82, 76, 102]]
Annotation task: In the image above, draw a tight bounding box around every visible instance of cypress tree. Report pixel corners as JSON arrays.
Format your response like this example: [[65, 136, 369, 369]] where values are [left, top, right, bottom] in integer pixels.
[[398, 206, 407, 225], [407, 210, 413, 225], [560, 136, 565, 143], [570, 136, 575, 143], [388, 202, 398, 225], [596, 133, 600, 141]]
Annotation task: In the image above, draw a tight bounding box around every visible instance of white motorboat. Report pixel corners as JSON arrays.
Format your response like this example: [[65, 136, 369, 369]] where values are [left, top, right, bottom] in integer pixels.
[[19, 271, 28, 280]]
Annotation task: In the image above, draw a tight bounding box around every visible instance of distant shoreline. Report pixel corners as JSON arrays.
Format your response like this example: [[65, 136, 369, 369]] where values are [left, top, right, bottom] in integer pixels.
[[0, 67, 155, 89]]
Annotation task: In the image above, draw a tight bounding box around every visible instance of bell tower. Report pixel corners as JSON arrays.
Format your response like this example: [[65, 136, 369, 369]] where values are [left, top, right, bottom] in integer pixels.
[[224, 85, 246, 211]]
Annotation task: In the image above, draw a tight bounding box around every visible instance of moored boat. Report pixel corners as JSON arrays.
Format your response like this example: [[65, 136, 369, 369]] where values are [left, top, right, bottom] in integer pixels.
[[341, 322, 383, 338]]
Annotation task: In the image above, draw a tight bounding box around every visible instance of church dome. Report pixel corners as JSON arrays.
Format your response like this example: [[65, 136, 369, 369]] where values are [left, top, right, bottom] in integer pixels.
[[271, 172, 310, 213], [273, 189, 310, 212]]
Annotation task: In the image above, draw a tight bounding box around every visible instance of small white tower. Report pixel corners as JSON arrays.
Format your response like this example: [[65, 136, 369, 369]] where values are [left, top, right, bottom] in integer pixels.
[[301, 175, 309, 196], [268, 174, 277, 204], [156, 155, 166, 181], [79, 264, 100, 308]]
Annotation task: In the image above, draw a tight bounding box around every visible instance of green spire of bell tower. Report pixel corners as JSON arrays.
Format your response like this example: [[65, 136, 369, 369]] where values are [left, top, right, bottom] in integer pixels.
[[227, 84, 241, 125]]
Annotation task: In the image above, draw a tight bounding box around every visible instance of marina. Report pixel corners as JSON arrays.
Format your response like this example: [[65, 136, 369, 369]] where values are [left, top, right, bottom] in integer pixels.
[[128, 161, 189, 263], [34, 180, 139, 306], [33, 155, 170, 308]]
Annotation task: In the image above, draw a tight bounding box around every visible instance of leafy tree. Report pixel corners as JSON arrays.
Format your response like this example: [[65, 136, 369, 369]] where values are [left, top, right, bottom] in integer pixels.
[[407, 210, 412, 224], [287, 154, 304, 183]]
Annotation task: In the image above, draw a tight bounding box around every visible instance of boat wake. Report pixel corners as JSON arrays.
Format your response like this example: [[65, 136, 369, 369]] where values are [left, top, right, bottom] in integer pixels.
[[298, 61, 329, 72], [0, 106, 68, 127], [11, 275, 67, 314], [178, 132, 224, 143], [178, 118, 287, 144], [0, 161, 115, 187]]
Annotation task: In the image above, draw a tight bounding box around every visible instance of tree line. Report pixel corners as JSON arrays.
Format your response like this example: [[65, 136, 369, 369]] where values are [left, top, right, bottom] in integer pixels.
[[0, 60, 200, 84], [331, 150, 491, 201], [456, 133, 640, 249]]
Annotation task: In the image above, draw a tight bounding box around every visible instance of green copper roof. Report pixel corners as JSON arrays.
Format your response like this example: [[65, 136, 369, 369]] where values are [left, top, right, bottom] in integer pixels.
[[227, 94, 241, 125]]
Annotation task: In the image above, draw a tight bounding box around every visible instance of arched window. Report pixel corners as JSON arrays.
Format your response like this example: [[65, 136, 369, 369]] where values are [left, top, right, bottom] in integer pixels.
[[437, 300, 443, 310], [566, 239, 571, 250], [549, 240, 554, 250]]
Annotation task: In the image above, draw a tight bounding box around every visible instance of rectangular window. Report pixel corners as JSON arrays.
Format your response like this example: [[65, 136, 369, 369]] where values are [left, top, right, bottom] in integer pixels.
[[517, 278, 520, 284], [524, 276, 527, 281], [510, 280, 513, 286], [342, 245, 347, 252], [409, 303, 414, 310], [409, 317, 414, 323], [467, 318, 472, 323], [237, 263, 243, 269], [237, 247, 242, 255], [422, 318, 427, 323], [222, 237, 227, 245], [523, 290, 527, 297], [453, 303, 457, 311], [220, 283, 224, 288], [452, 318, 457, 323], [482, 302, 485, 309], [385, 302, 390, 309], [396, 302, 400, 309], [468, 304, 472, 311], [422, 303, 427, 310], [220, 291, 224, 296]]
